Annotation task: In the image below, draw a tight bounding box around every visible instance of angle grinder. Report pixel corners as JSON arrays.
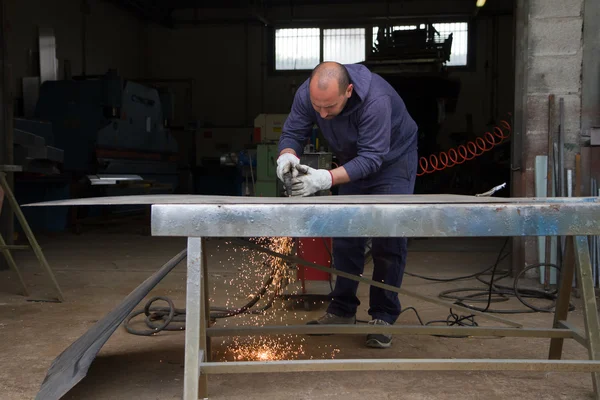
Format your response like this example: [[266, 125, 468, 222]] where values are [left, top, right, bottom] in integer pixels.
[[283, 169, 294, 197]]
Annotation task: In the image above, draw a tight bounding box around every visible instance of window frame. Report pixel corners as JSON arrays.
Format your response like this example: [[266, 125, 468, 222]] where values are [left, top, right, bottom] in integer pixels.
[[267, 18, 476, 76]]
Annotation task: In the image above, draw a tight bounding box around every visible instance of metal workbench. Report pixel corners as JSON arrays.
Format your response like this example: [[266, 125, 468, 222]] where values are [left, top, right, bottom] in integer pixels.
[[28, 194, 600, 399]]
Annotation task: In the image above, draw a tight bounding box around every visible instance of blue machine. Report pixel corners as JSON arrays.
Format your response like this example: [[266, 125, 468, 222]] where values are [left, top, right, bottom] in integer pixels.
[[16, 70, 183, 232], [34, 69, 180, 191]]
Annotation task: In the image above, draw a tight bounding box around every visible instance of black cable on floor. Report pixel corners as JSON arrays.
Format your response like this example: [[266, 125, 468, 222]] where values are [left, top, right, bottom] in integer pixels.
[[124, 258, 286, 335], [125, 237, 575, 337], [399, 238, 576, 333]]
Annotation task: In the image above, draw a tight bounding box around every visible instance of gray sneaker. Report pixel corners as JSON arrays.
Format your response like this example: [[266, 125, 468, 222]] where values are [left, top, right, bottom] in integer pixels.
[[366, 319, 392, 348], [306, 312, 356, 335]]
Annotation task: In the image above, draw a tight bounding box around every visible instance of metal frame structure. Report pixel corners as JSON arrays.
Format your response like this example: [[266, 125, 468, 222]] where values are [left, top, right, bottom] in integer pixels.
[[143, 194, 600, 400], [25, 193, 600, 399]]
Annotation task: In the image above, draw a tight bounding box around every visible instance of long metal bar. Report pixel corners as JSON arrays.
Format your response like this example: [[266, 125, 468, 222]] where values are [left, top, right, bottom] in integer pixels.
[[28, 193, 600, 206], [199, 238, 208, 399], [549, 236, 576, 359], [574, 236, 600, 398], [202, 238, 211, 362], [0, 233, 28, 295], [559, 98, 565, 197], [184, 238, 202, 400], [206, 325, 573, 339], [232, 238, 522, 328], [152, 202, 600, 238], [0, 173, 64, 301], [0, 244, 30, 250], [545, 94, 555, 287], [199, 359, 600, 375]]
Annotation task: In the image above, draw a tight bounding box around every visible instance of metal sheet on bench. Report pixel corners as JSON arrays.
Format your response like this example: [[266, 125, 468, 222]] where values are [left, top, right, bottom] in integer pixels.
[[24, 194, 600, 238], [23, 193, 600, 206]]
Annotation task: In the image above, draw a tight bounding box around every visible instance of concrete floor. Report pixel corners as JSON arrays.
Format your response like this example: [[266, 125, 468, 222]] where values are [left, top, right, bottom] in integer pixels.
[[0, 221, 595, 400]]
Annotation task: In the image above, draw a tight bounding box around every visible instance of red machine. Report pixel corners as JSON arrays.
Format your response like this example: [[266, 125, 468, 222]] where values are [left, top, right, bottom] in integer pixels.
[[296, 237, 332, 295]]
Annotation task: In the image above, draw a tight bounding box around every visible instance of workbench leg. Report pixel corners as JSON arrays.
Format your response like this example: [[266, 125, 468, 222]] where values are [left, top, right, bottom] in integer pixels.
[[184, 238, 207, 400], [202, 238, 211, 362], [199, 238, 209, 398], [549, 236, 575, 360], [0, 172, 64, 302], [0, 233, 29, 296], [573, 236, 600, 399]]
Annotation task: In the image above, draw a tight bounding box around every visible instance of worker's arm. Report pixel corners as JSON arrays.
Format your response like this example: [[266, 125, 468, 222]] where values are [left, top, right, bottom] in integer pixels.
[[278, 85, 315, 159], [341, 96, 392, 181]]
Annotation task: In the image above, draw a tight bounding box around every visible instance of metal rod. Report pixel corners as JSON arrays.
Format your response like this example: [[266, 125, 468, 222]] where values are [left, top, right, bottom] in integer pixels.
[[232, 238, 522, 328], [0, 232, 28, 296], [184, 238, 202, 400], [567, 170, 573, 197], [202, 238, 211, 362], [207, 325, 574, 339], [0, 172, 63, 301], [558, 97, 566, 274], [574, 236, 600, 394], [559, 97, 565, 197], [0, 244, 30, 250], [199, 359, 600, 375], [199, 238, 208, 398], [597, 187, 600, 288], [546, 94, 556, 287], [549, 236, 576, 359], [591, 178, 596, 288]]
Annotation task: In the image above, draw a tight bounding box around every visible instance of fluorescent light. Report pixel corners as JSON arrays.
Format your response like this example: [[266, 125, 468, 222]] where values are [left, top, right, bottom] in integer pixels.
[[476, 0, 486, 6]]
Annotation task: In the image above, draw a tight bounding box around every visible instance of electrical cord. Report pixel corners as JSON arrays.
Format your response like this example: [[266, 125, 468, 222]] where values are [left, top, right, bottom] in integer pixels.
[[125, 237, 574, 337], [398, 238, 575, 336], [124, 258, 287, 336]]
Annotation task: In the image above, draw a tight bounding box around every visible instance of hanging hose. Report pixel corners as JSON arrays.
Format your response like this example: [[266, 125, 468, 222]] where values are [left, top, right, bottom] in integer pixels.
[[417, 118, 512, 176]]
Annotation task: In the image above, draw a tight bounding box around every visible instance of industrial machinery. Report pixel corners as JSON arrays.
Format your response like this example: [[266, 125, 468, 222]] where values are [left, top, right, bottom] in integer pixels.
[[34, 69, 180, 192], [254, 143, 281, 197], [253, 114, 289, 197], [15, 69, 182, 232], [361, 23, 462, 194], [366, 23, 453, 73]]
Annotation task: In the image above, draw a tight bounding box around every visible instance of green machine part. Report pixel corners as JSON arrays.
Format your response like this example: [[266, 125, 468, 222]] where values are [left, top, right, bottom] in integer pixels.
[[254, 145, 334, 197], [254, 144, 281, 197]]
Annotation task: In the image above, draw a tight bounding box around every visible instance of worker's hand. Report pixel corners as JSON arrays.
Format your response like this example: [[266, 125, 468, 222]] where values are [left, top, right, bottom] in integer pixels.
[[288, 164, 333, 197], [276, 152, 300, 182]]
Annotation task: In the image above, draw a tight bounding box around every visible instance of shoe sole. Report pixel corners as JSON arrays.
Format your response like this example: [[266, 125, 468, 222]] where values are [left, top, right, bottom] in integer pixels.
[[365, 338, 392, 348]]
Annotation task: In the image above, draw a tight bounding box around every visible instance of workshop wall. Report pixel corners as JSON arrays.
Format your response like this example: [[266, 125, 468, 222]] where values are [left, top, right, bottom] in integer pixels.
[[5, 0, 147, 100], [147, 9, 515, 156]]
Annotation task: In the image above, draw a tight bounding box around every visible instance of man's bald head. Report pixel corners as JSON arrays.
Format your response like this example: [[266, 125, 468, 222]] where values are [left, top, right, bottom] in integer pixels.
[[310, 62, 350, 95], [308, 62, 353, 120]]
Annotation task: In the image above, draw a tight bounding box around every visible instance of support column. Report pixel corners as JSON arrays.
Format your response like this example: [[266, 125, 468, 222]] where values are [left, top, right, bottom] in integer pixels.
[[521, 0, 585, 269]]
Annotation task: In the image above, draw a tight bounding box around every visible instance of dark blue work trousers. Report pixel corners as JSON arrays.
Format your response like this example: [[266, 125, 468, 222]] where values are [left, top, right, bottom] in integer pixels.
[[327, 150, 417, 324]]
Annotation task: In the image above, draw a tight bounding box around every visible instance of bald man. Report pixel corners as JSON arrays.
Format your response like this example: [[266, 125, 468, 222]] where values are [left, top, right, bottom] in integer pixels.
[[276, 62, 418, 348]]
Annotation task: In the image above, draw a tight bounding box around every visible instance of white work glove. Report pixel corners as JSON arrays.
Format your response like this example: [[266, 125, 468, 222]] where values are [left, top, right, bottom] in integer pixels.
[[276, 152, 300, 182], [289, 164, 333, 197]]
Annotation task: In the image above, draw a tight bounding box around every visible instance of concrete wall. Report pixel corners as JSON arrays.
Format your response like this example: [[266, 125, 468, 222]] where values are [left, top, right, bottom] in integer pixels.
[[524, 0, 583, 188], [519, 0, 585, 267], [5, 0, 148, 101]]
